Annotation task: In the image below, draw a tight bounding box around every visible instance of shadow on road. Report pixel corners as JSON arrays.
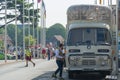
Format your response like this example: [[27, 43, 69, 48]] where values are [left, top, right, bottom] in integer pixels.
[[32, 71, 54, 80], [32, 70, 104, 80]]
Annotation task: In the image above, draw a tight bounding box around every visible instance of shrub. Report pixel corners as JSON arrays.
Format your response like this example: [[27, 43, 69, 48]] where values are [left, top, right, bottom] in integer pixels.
[[0, 53, 5, 60]]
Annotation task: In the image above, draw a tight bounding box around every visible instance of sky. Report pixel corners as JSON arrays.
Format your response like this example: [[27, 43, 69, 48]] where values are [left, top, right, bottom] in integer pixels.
[[36, 0, 116, 28]]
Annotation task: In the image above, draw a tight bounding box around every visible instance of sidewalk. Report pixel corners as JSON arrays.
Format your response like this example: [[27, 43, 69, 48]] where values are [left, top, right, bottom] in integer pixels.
[[0, 59, 47, 66], [0, 59, 24, 66]]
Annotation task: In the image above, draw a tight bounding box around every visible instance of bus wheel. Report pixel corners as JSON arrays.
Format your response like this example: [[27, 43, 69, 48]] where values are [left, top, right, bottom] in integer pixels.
[[68, 71, 74, 79]]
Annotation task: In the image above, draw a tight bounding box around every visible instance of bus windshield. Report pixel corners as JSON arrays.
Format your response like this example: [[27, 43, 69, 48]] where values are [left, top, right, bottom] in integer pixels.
[[67, 28, 112, 46]]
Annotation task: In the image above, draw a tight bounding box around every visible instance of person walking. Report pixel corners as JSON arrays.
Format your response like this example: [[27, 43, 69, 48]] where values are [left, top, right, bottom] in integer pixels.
[[52, 44, 65, 80], [25, 46, 35, 67], [47, 47, 51, 60], [41, 48, 46, 59]]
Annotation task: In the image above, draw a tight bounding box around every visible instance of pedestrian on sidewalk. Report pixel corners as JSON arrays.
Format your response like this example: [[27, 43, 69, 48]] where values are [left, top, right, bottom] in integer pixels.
[[41, 48, 46, 59], [25, 46, 35, 67], [47, 46, 51, 60], [52, 43, 65, 80]]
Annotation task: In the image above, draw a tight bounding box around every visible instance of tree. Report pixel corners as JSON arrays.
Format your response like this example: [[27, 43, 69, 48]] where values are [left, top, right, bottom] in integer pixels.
[[6, 24, 37, 47], [0, 28, 4, 34], [46, 23, 66, 43], [7, 24, 23, 46], [0, 39, 4, 51], [7, 24, 15, 45], [0, 23, 66, 47], [25, 35, 36, 47], [0, 0, 40, 28]]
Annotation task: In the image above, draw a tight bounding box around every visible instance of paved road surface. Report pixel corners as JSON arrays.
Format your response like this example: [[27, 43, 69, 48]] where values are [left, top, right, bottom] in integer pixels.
[[0, 59, 119, 80], [0, 59, 54, 80]]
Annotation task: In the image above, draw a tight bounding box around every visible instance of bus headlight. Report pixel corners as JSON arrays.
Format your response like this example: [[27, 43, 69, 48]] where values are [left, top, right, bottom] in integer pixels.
[[69, 56, 76, 65], [99, 56, 108, 66], [69, 56, 81, 66], [69, 56, 76, 61]]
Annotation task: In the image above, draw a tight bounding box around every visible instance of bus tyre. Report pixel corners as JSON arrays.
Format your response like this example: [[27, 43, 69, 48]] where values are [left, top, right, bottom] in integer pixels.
[[100, 71, 111, 78], [68, 71, 74, 79]]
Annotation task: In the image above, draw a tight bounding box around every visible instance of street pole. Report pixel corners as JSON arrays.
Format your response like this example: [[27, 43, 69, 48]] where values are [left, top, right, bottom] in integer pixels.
[[108, 0, 110, 6], [41, 0, 46, 49], [32, 0, 35, 58], [40, 0, 43, 58], [28, 0, 30, 47], [43, 14, 46, 48], [94, 0, 97, 4], [15, 0, 18, 61], [103, 0, 105, 5], [23, 0, 25, 60], [37, 0, 40, 59], [116, 0, 119, 75], [4, 0, 7, 62], [110, 0, 112, 6]]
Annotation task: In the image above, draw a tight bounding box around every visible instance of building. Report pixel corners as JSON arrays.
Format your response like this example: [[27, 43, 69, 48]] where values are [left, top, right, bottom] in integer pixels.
[[0, 34, 13, 46]]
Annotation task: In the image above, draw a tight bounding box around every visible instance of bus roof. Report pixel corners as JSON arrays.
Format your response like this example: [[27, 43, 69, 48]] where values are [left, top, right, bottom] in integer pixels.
[[67, 4, 112, 26]]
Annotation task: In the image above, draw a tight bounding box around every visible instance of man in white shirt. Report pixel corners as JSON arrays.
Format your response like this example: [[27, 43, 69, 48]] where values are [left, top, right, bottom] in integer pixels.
[[52, 44, 64, 80]]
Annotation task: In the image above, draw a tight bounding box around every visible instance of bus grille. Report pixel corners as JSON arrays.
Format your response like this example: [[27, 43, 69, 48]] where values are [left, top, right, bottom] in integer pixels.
[[82, 60, 96, 65]]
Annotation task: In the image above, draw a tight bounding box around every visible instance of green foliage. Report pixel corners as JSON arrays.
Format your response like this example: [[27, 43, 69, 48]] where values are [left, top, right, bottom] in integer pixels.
[[0, 53, 14, 60], [7, 24, 15, 44], [0, 28, 4, 34], [0, 0, 40, 28], [7, 24, 24, 46], [46, 23, 66, 42], [0, 23, 66, 47], [25, 36, 29, 47], [0, 54, 5, 60], [7, 54, 15, 60], [25, 35, 36, 47], [0, 53, 15, 60], [0, 40, 4, 50]]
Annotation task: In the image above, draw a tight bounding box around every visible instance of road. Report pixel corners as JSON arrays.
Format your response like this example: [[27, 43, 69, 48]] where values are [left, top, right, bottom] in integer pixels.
[[0, 59, 55, 80], [0, 59, 119, 80]]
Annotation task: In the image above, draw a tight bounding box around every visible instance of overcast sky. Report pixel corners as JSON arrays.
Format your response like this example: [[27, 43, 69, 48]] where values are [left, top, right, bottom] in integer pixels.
[[36, 0, 116, 28]]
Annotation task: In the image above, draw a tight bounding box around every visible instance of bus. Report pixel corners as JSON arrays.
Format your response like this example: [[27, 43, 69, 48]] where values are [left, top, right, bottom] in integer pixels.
[[65, 4, 115, 79]]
